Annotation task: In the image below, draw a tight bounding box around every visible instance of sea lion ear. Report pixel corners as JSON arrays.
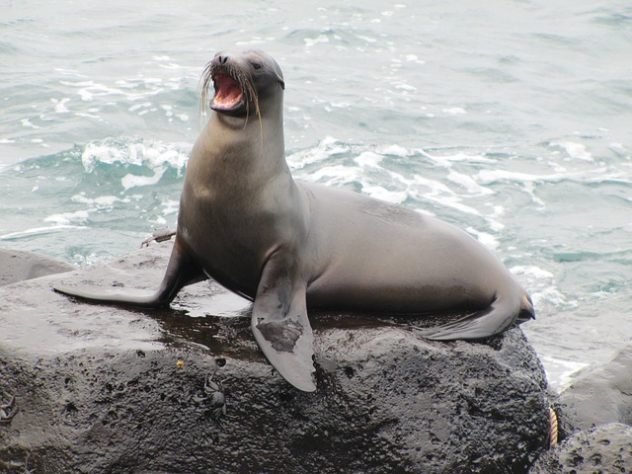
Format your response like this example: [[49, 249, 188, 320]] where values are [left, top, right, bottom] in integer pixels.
[[269, 57, 285, 90], [272, 64, 285, 89]]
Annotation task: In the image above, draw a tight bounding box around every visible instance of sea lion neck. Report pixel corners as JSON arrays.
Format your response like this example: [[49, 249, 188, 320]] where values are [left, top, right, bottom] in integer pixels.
[[186, 105, 292, 196]]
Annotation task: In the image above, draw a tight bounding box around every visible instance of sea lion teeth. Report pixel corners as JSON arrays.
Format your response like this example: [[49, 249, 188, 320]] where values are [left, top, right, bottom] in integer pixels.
[[212, 73, 243, 110]]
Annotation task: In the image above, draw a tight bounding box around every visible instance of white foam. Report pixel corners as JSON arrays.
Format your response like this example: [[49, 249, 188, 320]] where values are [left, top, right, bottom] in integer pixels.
[[81, 139, 190, 175], [447, 170, 494, 196], [424, 151, 496, 168], [381, 170, 483, 217], [21, 118, 40, 129], [404, 54, 424, 64], [74, 112, 101, 120], [308, 165, 363, 185], [415, 192, 481, 217], [162, 199, 180, 215], [486, 207, 505, 232], [51, 97, 70, 113], [476, 167, 613, 186], [360, 184, 407, 204], [81, 143, 125, 171], [509, 265, 571, 308], [288, 136, 348, 170], [53, 68, 88, 78], [477, 169, 562, 184], [393, 82, 416, 91], [71, 194, 122, 208], [354, 151, 383, 168], [61, 76, 170, 104], [158, 63, 185, 71], [121, 166, 167, 190], [304, 35, 330, 48], [466, 227, 499, 250], [510, 265, 554, 280], [443, 107, 466, 115], [328, 101, 350, 109], [235, 37, 267, 46], [129, 102, 151, 112], [44, 210, 90, 225], [78, 82, 125, 102], [376, 144, 412, 157], [356, 35, 377, 43], [550, 141, 593, 161], [0, 225, 87, 241], [290, 142, 505, 221], [539, 355, 588, 391], [407, 174, 480, 216], [410, 174, 454, 195]]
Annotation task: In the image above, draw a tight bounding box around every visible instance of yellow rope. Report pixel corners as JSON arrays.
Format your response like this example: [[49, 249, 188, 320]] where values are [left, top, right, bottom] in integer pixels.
[[548, 407, 558, 449]]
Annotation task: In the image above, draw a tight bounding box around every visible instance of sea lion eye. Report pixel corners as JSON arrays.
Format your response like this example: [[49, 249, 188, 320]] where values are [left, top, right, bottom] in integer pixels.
[[251, 62, 262, 70]]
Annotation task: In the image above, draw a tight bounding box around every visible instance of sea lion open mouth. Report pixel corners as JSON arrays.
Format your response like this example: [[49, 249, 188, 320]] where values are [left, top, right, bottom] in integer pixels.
[[211, 72, 244, 111], [201, 55, 262, 119]]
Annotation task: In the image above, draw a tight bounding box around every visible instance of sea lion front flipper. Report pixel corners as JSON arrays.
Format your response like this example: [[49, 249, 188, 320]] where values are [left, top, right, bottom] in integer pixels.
[[251, 252, 316, 392], [53, 237, 205, 308]]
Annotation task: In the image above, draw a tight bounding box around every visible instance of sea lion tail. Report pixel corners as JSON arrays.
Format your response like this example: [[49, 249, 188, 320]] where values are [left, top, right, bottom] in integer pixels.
[[420, 282, 535, 341]]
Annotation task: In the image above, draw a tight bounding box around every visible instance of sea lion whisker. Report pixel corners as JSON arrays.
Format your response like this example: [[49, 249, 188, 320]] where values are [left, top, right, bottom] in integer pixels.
[[239, 75, 251, 127], [199, 61, 214, 117]]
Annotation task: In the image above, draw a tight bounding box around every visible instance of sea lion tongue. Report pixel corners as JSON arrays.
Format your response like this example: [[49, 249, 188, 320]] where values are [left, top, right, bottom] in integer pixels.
[[212, 73, 243, 110]]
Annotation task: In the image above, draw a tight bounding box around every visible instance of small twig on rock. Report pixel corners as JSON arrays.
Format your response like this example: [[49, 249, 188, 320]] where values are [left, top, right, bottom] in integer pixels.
[[140, 229, 177, 248]]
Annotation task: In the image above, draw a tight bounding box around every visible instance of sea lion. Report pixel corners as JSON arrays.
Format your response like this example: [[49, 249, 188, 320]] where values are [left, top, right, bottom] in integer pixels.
[[54, 50, 534, 392]]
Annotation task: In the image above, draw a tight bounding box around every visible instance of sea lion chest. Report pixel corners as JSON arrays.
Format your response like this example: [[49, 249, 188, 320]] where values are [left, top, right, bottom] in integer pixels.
[[176, 133, 301, 297]]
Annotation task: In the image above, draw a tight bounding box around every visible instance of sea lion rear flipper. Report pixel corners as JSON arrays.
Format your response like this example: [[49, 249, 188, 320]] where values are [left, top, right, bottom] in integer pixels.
[[251, 252, 316, 392], [420, 287, 535, 341], [53, 238, 205, 308]]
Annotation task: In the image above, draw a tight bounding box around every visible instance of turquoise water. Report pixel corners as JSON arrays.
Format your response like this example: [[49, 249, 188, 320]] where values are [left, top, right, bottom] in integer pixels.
[[1, 1, 631, 390]]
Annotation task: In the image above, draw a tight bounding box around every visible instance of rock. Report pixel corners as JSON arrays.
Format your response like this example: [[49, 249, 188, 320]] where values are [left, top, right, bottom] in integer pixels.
[[534, 344, 632, 473], [0, 248, 73, 287], [0, 242, 551, 473], [557, 346, 632, 435], [530, 423, 632, 474]]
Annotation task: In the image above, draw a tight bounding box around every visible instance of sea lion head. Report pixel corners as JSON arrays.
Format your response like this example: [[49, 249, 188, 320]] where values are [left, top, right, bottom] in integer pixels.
[[202, 50, 285, 119]]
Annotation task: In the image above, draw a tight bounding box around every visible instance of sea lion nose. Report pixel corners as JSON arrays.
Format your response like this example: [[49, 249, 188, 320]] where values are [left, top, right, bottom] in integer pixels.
[[215, 53, 228, 65]]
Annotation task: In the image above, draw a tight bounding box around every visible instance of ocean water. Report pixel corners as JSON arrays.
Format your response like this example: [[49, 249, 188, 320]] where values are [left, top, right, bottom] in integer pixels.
[[1, 0, 631, 391]]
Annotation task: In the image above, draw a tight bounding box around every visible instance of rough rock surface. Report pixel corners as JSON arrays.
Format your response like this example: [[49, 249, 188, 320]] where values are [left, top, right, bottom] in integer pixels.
[[0, 243, 551, 473], [534, 347, 632, 474], [0, 248, 73, 287], [557, 346, 632, 435], [530, 423, 632, 474]]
